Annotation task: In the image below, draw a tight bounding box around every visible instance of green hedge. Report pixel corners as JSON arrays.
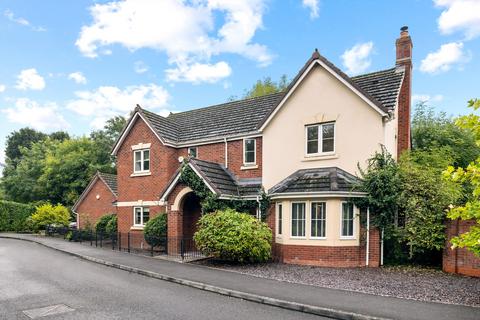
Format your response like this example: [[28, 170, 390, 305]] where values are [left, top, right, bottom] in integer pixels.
[[144, 214, 167, 247], [0, 200, 35, 232]]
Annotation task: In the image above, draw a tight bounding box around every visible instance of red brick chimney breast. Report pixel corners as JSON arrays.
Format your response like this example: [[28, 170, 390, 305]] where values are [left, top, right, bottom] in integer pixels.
[[395, 26, 413, 156]]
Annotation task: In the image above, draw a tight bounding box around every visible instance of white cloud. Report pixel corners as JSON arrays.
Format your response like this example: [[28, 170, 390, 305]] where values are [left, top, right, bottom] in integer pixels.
[[302, 0, 319, 19], [134, 61, 149, 74], [66, 84, 170, 129], [412, 94, 444, 104], [68, 72, 87, 84], [0, 85, 5, 93], [76, 0, 271, 83], [4, 9, 46, 32], [2, 98, 70, 131], [166, 61, 232, 84], [435, 0, 480, 40], [15, 68, 46, 91], [420, 42, 469, 73], [341, 42, 374, 75]]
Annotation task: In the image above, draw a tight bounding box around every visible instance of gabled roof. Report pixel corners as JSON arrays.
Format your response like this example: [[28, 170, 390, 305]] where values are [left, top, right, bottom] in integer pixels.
[[112, 50, 404, 153], [268, 167, 363, 196], [160, 158, 262, 201], [72, 171, 117, 212]]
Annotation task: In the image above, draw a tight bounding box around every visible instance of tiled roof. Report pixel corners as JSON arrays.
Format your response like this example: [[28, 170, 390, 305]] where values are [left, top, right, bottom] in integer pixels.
[[352, 68, 404, 110], [189, 158, 262, 198], [268, 167, 360, 194], [98, 172, 118, 196], [129, 52, 404, 145]]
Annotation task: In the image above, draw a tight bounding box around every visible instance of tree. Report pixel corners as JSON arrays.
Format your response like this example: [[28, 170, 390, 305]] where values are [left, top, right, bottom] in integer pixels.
[[242, 75, 289, 99], [444, 99, 480, 256], [49, 131, 70, 142], [412, 103, 480, 168], [398, 149, 460, 258], [4, 128, 46, 167], [90, 116, 127, 168]]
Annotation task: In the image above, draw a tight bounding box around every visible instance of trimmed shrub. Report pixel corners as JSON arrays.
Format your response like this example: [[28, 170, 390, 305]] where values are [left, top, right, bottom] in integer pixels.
[[31, 203, 70, 230], [144, 214, 167, 247], [194, 208, 272, 263], [105, 215, 117, 235], [0, 200, 35, 232], [95, 213, 115, 235]]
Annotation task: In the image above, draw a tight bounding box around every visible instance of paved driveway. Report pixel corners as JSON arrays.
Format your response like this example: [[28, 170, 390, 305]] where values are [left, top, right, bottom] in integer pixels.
[[0, 239, 326, 320]]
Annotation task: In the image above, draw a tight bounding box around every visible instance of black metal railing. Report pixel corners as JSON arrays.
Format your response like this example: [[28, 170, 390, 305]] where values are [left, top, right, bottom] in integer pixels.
[[45, 226, 204, 261]]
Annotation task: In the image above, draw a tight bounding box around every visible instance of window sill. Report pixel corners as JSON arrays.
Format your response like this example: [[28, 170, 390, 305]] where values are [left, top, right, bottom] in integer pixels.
[[339, 236, 355, 240], [302, 154, 338, 162], [130, 226, 144, 231], [290, 236, 307, 240], [310, 237, 327, 240], [130, 172, 151, 177], [241, 164, 258, 170]]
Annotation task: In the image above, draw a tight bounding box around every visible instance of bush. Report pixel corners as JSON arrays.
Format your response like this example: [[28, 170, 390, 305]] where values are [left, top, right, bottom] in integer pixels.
[[31, 203, 70, 230], [194, 208, 272, 263], [95, 213, 115, 235], [144, 214, 167, 247], [0, 200, 35, 232], [105, 215, 117, 235]]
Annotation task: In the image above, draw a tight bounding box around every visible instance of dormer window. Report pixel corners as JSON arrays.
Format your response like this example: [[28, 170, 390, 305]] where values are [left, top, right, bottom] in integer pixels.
[[306, 122, 335, 155], [134, 149, 150, 173]]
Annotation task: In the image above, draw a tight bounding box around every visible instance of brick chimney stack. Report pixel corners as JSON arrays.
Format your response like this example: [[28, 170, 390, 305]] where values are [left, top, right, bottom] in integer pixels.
[[395, 26, 412, 156]]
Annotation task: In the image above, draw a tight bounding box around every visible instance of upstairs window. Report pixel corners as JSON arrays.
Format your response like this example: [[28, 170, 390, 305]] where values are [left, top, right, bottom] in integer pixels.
[[306, 122, 335, 155], [134, 149, 150, 173], [134, 207, 150, 226], [244, 138, 256, 165], [188, 147, 198, 158]]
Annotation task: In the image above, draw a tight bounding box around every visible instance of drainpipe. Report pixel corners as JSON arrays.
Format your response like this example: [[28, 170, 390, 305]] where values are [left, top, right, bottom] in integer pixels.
[[256, 195, 261, 220], [366, 207, 370, 267], [380, 228, 384, 266], [224, 137, 228, 168]]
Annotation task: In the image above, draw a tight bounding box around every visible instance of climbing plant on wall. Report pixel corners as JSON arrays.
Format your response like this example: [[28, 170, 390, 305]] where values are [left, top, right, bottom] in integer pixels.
[[178, 162, 270, 220]]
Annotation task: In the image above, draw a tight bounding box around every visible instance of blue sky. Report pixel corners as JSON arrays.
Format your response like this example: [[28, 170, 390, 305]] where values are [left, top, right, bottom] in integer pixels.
[[1, 0, 479, 165]]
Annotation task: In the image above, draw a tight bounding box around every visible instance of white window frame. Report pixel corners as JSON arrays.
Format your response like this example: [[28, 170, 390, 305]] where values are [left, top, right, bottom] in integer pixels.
[[310, 202, 327, 239], [133, 149, 150, 174], [188, 147, 198, 158], [243, 138, 256, 165], [291, 202, 306, 239], [305, 122, 336, 156], [133, 206, 150, 227], [277, 203, 283, 236], [340, 202, 355, 239]]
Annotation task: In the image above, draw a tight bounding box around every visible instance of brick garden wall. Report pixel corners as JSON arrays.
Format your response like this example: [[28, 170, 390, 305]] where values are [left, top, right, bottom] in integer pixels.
[[76, 178, 117, 229], [443, 219, 480, 277]]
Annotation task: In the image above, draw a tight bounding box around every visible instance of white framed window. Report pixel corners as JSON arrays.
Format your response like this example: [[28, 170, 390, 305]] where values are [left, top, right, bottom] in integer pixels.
[[134, 149, 150, 173], [306, 122, 335, 155], [243, 138, 256, 165], [291, 202, 306, 238], [341, 202, 355, 238], [133, 207, 150, 226], [188, 147, 198, 158], [277, 203, 283, 236], [311, 202, 326, 238]]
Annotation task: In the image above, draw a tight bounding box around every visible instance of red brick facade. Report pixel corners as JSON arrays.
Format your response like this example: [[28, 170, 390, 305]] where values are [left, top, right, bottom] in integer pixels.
[[76, 178, 117, 229], [443, 219, 480, 277]]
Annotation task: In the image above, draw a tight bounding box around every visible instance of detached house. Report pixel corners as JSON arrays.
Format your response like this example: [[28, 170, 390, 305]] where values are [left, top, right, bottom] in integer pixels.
[[74, 27, 413, 267]]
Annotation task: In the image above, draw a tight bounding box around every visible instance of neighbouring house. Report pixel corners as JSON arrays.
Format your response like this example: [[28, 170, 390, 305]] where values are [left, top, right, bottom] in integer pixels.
[[74, 27, 413, 267], [72, 171, 118, 229]]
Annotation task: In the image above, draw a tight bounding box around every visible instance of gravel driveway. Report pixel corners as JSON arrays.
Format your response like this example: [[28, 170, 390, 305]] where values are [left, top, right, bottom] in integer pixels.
[[198, 261, 480, 307]]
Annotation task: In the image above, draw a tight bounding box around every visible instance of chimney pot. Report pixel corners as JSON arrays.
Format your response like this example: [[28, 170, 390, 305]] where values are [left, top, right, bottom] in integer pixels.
[[401, 26, 408, 32]]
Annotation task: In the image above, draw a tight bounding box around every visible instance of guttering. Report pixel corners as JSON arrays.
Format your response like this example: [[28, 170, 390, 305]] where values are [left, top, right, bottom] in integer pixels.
[[269, 191, 367, 200], [218, 195, 259, 201]]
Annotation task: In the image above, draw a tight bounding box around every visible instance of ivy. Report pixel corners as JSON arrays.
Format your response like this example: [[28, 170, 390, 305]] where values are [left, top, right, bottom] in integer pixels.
[[178, 162, 270, 220]]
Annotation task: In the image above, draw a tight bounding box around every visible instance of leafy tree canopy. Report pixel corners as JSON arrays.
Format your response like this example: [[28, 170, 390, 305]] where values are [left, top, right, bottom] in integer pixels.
[[5, 128, 46, 166], [243, 75, 289, 99]]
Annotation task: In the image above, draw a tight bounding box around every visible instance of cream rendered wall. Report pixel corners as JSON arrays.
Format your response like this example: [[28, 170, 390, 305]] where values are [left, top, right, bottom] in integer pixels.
[[383, 98, 399, 160], [262, 64, 394, 190], [275, 199, 360, 246]]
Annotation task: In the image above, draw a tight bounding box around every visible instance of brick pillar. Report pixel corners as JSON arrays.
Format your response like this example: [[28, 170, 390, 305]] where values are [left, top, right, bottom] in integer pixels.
[[167, 210, 183, 254], [396, 26, 413, 156]]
